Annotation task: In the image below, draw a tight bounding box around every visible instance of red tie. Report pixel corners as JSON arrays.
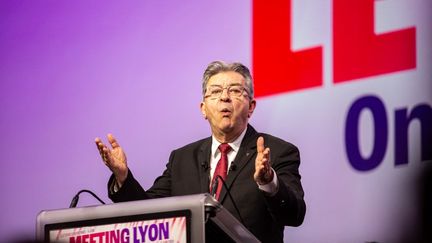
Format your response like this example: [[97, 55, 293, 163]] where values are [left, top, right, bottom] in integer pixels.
[[210, 143, 231, 200]]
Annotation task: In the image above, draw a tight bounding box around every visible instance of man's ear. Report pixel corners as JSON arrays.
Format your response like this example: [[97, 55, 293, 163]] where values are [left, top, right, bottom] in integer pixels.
[[200, 102, 207, 119], [248, 99, 256, 118]]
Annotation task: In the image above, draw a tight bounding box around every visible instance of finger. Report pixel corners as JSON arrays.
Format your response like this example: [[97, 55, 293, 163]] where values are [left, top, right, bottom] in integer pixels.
[[95, 137, 103, 150], [262, 147, 270, 157], [257, 136, 265, 153], [95, 137, 106, 147], [96, 144, 105, 155], [257, 156, 269, 171], [263, 148, 271, 164], [96, 141, 108, 155], [102, 147, 111, 163], [108, 134, 120, 149]]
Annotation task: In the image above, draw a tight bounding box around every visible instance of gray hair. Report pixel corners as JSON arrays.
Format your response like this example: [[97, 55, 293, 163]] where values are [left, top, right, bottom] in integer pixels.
[[202, 61, 254, 99]]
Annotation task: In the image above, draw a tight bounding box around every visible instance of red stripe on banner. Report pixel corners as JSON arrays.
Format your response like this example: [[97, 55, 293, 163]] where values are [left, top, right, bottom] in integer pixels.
[[252, 0, 323, 97]]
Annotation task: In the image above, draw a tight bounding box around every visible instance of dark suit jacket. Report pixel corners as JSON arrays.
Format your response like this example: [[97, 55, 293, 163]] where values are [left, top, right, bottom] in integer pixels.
[[108, 124, 306, 243]]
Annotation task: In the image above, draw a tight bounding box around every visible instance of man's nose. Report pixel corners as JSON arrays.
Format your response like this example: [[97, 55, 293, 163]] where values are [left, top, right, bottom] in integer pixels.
[[219, 88, 231, 101]]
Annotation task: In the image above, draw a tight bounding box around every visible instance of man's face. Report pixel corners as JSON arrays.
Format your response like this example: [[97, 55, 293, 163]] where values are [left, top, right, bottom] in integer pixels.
[[200, 71, 256, 139]]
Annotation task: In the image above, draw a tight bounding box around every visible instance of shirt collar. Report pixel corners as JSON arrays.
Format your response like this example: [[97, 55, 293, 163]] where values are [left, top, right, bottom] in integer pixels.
[[211, 127, 248, 159]]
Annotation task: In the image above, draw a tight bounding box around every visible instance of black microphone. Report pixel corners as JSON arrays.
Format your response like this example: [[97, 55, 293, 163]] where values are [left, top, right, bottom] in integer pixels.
[[205, 178, 220, 223], [229, 163, 237, 171], [210, 177, 219, 198], [69, 189, 106, 208], [214, 175, 245, 226], [201, 161, 209, 171]]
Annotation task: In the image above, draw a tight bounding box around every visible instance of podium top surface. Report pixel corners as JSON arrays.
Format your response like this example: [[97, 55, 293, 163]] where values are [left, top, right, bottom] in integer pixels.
[[37, 193, 217, 224]]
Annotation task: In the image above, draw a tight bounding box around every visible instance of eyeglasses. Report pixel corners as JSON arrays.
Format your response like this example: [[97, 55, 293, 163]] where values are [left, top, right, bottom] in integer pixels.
[[204, 85, 250, 99]]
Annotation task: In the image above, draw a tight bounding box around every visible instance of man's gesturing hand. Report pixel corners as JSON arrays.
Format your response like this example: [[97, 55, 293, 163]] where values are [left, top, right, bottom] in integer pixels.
[[95, 134, 128, 186], [254, 136, 274, 185]]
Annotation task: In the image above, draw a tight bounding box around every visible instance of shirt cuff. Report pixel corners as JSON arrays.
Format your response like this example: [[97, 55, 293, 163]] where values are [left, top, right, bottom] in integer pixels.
[[109, 178, 120, 194], [257, 168, 279, 196]]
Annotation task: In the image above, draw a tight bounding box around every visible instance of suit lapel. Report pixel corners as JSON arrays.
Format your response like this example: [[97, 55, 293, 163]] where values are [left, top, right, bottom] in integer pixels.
[[219, 125, 259, 203], [198, 138, 212, 193]]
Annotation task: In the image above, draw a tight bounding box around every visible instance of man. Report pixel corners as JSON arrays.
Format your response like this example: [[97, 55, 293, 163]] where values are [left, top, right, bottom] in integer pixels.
[[95, 61, 306, 242]]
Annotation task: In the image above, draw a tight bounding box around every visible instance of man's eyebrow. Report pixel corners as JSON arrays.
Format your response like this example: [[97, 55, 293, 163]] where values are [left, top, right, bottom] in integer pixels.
[[208, 83, 243, 87]]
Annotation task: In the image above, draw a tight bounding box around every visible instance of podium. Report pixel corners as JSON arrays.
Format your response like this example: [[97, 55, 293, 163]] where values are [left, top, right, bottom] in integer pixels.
[[36, 193, 260, 242]]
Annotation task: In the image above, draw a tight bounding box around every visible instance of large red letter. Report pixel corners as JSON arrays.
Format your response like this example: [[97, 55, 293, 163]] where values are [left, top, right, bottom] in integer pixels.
[[253, 0, 323, 97], [333, 0, 416, 83]]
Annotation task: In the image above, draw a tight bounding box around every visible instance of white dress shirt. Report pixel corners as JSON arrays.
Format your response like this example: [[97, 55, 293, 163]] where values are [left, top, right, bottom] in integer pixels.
[[210, 127, 279, 195]]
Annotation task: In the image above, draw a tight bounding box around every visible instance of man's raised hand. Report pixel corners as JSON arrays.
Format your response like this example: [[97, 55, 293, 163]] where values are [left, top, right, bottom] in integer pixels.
[[254, 136, 274, 185], [95, 134, 128, 186]]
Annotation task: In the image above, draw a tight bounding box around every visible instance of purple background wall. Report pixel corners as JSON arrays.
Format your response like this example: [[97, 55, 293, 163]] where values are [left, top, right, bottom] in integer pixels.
[[1, 1, 251, 240], [1, 1, 431, 242]]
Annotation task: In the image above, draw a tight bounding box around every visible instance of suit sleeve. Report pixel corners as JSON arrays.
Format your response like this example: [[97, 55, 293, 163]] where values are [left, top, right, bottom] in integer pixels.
[[108, 151, 176, 202], [108, 169, 149, 202], [263, 141, 306, 226]]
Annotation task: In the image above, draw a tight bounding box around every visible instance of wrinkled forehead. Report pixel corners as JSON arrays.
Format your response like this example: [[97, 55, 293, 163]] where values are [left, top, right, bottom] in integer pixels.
[[207, 71, 246, 87]]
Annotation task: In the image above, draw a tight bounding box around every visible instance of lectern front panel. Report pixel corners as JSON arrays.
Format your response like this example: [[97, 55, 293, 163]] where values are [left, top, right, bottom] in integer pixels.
[[44, 210, 191, 243]]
